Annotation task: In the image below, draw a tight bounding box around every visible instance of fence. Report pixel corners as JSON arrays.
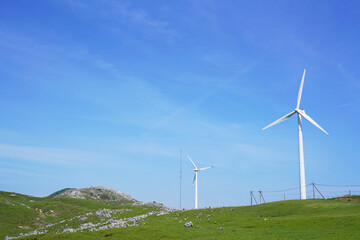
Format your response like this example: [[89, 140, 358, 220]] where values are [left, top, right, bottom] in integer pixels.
[[250, 183, 360, 205]]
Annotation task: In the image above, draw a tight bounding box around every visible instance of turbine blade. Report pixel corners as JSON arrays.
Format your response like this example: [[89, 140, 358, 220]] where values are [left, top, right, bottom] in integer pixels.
[[296, 69, 306, 109], [297, 110, 328, 135], [192, 173, 196, 187], [262, 111, 296, 130], [187, 155, 197, 169], [198, 166, 214, 171]]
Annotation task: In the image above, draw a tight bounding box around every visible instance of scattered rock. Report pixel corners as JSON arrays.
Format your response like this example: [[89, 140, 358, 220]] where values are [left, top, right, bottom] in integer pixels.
[[156, 211, 168, 216], [1, 200, 15, 206], [45, 223, 55, 228], [220, 227, 224, 230], [184, 221, 193, 227], [214, 221, 217, 224], [19, 203, 31, 209], [63, 228, 76, 233]]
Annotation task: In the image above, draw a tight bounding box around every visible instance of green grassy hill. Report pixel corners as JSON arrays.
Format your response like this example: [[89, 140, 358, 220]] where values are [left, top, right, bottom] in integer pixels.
[[1, 190, 360, 240], [0, 188, 165, 240]]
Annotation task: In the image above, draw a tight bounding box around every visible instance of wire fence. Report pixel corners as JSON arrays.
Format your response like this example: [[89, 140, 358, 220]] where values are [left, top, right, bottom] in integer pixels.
[[250, 183, 360, 205]]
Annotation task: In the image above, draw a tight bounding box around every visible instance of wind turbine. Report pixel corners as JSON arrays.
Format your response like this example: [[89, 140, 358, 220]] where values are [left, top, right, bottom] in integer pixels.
[[263, 69, 328, 200], [187, 155, 213, 209]]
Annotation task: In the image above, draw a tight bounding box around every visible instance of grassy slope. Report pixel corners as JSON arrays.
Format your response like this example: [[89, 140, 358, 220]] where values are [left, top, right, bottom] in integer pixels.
[[24, 199, 360, 240], [0, 191, 156, 239]]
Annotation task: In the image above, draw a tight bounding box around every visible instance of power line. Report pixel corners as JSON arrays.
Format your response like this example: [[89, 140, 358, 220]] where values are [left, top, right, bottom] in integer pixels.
[[314, 183, 360, 187], [261, 184, 312, 193]]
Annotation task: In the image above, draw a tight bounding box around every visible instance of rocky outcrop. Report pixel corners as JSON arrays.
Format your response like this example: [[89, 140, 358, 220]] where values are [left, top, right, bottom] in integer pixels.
[[49, 187, 134, 203]]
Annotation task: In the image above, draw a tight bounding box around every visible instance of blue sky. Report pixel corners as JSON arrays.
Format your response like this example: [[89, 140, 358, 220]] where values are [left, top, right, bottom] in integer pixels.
[[0, 0, 359, 209]]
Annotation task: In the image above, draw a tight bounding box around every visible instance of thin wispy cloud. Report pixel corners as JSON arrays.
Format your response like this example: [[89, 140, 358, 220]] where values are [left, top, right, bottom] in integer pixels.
[[54, 0, 174, 35], [337, 64, 360, 88], [336, 102, 354, 108], [104, 1, 168, 30], [0, 168, 43, 177], [139, 51, 271, 138], [0, 144, 101, 165]]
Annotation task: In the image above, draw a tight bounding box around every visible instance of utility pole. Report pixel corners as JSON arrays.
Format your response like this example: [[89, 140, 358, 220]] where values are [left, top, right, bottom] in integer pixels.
[[180, 148, 182, 209], [312, 182, 315, 199], [313, 184, 325, 199], [259, 191, 261, 204], [250, 191, 258, 205], [259, 191, 265, 204], [349, 190, 351, 202], [251, 191, 252, 206]]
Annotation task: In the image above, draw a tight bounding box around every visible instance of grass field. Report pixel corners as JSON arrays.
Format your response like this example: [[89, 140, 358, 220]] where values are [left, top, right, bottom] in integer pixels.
[[1, 190, 360, 240]]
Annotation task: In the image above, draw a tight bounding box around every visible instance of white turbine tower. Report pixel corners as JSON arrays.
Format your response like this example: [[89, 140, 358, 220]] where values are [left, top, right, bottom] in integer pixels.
[[187, 155, 213, 209], [263, 69, 328, 200]]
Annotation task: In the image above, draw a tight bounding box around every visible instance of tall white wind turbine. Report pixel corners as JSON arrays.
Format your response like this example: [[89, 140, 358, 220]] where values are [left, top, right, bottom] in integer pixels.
[[187, 155, 213, 209], [263, 69, 328, 200]]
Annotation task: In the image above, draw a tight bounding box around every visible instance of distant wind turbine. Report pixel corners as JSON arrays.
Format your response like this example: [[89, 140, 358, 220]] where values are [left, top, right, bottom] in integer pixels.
[[263, 69, 328, 200], [187, 155, 213, 209]]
